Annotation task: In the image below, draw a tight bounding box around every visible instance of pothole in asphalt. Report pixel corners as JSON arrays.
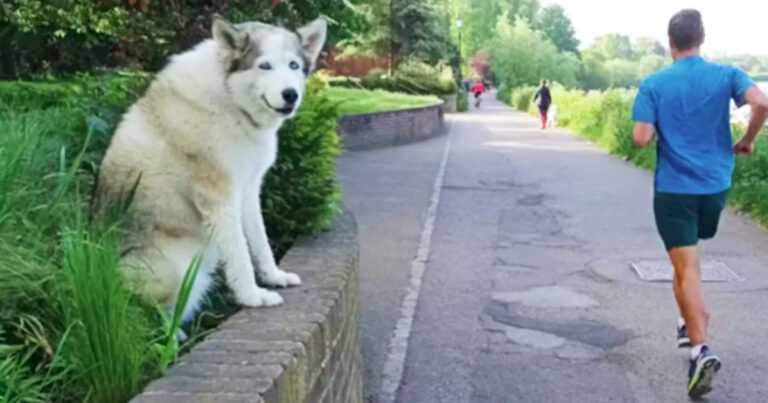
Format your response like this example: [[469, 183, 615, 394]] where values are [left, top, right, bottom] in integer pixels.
[[502, 325, 566, 349], [492, 286, 598, 308], [517, 193, 547, 206], [483, 302, 633, 350], [486, 322, 606, 360]]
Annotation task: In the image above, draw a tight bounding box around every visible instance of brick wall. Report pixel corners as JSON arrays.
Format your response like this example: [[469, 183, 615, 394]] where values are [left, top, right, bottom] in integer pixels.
[[338, 103, 447, 151], [131, 211, 362, 403]]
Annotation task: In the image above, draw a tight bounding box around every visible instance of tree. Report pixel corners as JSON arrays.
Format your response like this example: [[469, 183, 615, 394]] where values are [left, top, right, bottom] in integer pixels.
[[603, 58, 639, 88], [637, 54, 667, 78], [505, 0, 540, 25], [537, 5, 579, 54], [464, 0, 504, 54], [588, 33, 634, 61], [633, 37, 666, 58], [489, 16, 579, 89], [391, 0, 451, 65]]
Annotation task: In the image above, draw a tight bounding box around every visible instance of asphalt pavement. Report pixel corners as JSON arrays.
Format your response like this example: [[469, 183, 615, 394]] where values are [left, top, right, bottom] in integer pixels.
[[339, 95, 768, 403]]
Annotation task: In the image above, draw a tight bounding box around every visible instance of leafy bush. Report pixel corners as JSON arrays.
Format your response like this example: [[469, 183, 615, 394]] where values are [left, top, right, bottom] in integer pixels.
[[359, 61, 456, 96], [509, 86, 538, 112], [263, 74, 342, 254]]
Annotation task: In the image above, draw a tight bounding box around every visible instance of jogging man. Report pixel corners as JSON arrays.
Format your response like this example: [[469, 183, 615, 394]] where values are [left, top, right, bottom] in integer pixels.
[[632, 9, 768, 398]]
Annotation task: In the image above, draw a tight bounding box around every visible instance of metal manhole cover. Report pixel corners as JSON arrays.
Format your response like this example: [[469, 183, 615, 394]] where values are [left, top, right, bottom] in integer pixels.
[[631, 260, 743, 282]]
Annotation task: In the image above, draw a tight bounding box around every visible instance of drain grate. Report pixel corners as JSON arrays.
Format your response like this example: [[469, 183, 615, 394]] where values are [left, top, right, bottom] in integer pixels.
[[631, 260, 743, 282]]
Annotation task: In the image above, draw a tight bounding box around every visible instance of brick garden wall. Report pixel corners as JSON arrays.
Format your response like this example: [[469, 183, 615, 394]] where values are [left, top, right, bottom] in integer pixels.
[[338, 102, 447, 151], [131, 211, 362, 403]]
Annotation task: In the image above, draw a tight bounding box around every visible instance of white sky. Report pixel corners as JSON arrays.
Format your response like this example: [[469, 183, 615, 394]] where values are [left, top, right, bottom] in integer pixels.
[[540, 0, 768, 56]]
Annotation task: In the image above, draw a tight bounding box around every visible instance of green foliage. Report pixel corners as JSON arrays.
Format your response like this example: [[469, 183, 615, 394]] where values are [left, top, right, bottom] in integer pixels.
[[633, 37, 666, 57], [360, 61, 457, 95], [712, 55, 768, 74], [263, 75, 342, 253], [489, 17, 579, 89], [0, 351, 51, 403], [509, 86, 538, 112], [391, 0, 451, 65], [587, 34, 635, 61], [730, 126, 768, 224], [537, 5, 579, 54], [462, 0, 541, 55], [462, 0, 504, 55], [0, 0, 362, 78], [58, 225, 153, 403], [323, 87, 440, 115], [0, 70, 343, 401], [506, 0, 540, 24]]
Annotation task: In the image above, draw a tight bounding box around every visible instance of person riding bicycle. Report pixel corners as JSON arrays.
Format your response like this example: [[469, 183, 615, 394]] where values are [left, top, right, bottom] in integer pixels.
[[470, 80, 486, 107]]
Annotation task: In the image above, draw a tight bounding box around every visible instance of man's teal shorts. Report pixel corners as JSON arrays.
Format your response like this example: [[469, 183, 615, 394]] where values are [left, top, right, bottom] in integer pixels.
[[653, 191, 729, 251]]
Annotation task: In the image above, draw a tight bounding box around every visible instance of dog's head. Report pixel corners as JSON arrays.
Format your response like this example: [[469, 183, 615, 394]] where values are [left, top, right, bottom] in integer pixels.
[[212, 16, 327, 126]]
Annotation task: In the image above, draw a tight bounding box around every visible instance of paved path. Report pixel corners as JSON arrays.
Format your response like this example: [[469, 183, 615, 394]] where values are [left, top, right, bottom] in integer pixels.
[[339, 96, 768, 403]]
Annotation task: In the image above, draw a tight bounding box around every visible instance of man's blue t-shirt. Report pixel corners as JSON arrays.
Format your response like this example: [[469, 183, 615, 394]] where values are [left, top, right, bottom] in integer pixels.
[[632, 56, 754, 194]]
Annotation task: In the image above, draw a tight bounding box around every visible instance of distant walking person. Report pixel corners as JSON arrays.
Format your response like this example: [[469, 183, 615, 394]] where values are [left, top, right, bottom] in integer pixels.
[[533, 80, 552, 129], [470, 80, 486, 108], [632, 9, 768, 398]]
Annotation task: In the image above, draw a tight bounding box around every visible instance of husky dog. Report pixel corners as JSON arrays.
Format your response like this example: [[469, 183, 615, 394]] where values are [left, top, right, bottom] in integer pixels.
[[97, 15, 327, 320]]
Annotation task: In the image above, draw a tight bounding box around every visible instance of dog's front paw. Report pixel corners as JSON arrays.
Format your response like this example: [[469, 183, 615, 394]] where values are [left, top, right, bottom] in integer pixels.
[[261, 269, 302, 288], [237, 288, 284, 308]]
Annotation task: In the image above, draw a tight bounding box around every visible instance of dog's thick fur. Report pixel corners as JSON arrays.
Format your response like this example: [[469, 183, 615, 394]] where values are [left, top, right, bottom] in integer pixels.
[[98, 16, 327, 320]]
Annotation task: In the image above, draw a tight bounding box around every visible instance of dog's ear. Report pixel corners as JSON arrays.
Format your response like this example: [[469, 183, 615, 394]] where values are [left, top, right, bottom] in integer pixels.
[[212, 14, 249, 52], [297, 18, 327, 71]]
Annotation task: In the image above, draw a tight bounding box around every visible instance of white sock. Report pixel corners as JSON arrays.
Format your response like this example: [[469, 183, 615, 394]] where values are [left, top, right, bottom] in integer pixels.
[[690, 344, 705, 360], [677, 317, 686, 328]]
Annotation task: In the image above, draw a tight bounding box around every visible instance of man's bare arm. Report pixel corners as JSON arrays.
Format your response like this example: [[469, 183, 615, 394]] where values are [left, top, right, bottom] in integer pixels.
[[633, 122, 655, 147], [735, 86, 768, 155]]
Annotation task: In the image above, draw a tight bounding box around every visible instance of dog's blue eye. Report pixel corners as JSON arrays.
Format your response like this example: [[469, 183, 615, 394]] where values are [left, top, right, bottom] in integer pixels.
[[289, 61, 300, 70], [258, 62, 272, 70]]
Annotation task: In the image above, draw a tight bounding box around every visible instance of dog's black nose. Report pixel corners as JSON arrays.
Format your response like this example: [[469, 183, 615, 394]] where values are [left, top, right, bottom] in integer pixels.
[[282, 89, 298, 105]]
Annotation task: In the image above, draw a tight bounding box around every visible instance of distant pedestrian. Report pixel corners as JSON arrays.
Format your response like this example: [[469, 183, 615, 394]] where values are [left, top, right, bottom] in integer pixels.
[[632, 9, 768, 399], [470, 80, 486, 108], [533, 80, 552, 129]]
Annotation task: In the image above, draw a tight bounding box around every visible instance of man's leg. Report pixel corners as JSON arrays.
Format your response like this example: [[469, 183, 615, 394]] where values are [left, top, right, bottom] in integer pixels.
[[669, 246, 709, 346]]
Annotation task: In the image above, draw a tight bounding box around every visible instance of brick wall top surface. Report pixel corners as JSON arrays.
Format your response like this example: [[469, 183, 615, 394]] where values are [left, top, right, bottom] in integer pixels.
[[131, 210, 361, 403]]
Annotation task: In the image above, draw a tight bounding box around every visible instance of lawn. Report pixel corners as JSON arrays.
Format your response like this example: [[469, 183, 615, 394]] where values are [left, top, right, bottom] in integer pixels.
[[322, 87, 441, 115]]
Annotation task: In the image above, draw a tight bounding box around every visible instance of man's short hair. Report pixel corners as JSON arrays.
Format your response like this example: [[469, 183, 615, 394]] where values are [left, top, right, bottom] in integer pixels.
[[668, 9, 705, 50]]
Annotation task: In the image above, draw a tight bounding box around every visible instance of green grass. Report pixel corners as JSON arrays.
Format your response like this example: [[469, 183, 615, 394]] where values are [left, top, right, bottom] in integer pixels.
[[0, 74, 201, 403], [322, 87, 441, 115]]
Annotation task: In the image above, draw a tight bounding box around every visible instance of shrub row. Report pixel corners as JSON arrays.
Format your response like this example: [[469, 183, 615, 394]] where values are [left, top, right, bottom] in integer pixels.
[[0, 72, 341, 403], [504, 84, 768, 225], [329, 60, 457, 96]]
